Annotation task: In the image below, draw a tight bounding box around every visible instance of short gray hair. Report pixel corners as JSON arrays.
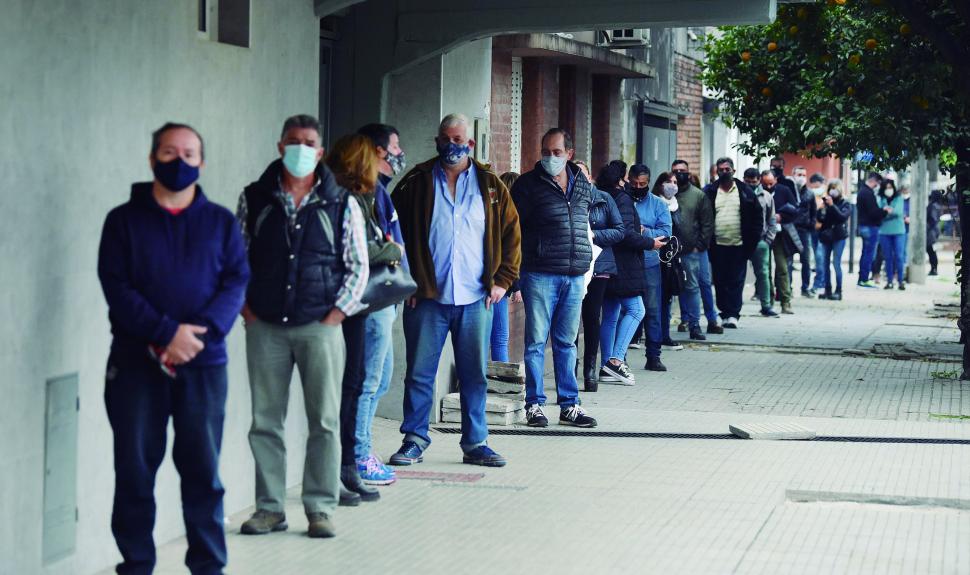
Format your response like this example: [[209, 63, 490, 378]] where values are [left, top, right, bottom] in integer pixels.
[[438, 113, 471, 138], [280, 114, 321, 140], [715, 157, 734, 169]]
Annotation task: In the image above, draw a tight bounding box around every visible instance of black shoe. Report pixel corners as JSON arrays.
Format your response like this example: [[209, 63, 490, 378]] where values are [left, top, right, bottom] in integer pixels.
[[677, 322, 688, 333], [898, 282, 906, 291], [582, 357, 597, 383], [526, 404, 549, 427], [645, 357, 667, 371], [661, 338, 684, 351], [560, 405, 597, 428], [884, 283, 894, 290], [462, 445, 507, 467], [341, 464, 380, 502], [339, 486, 361, 507], [584, 378, 598, 392], [819, 292, 831, 300], [760, 308, 779, 317], [929, 269, 938, 276], [801, 289, 813, 298], [831, 291, 843, 301], [707, 322, 724, 334], [689, 327, 706, 341]]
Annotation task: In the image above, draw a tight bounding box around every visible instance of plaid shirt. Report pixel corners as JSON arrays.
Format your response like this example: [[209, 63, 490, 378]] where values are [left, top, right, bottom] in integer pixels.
[[236, 178, 369, 317]]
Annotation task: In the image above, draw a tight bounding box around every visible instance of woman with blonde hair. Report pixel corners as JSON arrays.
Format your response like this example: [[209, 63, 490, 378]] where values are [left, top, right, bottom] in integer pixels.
[[326, 134, 404, 499], [816, 178, 851, 300]]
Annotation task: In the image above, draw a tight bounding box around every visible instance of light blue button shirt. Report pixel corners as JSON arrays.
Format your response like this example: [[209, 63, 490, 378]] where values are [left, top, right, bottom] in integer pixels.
[[635, 192, 672, 269], [430, 161, 487, 306]]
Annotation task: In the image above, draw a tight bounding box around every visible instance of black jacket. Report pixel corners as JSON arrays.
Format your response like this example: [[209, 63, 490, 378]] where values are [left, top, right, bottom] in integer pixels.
[[243, 160, 348, 326], [511, 162, 593, 276], [771, 183, 800, 225], [817, 197, 851, 243], [856, 184, 886, 227], [794, 186, 818, 231], [704, 178, 763, 255], [605, 187, 655, 297]]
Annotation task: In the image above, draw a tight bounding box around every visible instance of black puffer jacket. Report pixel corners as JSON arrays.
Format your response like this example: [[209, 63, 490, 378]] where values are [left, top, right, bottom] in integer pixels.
[[511, 161, 593, 276], [605, 187, 655, 298]]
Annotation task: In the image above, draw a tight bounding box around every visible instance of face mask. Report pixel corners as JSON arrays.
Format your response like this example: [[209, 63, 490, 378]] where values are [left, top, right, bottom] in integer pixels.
[[153, 157, 199, 192], [902, 193, 911, 200], [764, 185, 774, 192], [674, 171, 690, 186], [540, 154, 567, 177], [718, 171, 734, 184], [794, 176, 807, 188], [629, 185, 649, 201], [386, 151, 406, 176], [811, 187, 824, 197], [662, 182, 678, 199], [437, 141, 471, 166], [283, 144, 319, 178], [884, 188, 895, 198], [829, 190, 842, 199]]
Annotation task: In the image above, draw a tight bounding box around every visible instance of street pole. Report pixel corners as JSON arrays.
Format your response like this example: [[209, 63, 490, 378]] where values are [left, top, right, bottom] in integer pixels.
[[907, 156, 928, 284], [849, 168, 862, 273]]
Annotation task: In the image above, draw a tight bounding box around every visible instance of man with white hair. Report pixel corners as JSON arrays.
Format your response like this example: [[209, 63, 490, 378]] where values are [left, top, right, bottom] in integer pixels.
[[389, 113, 521, 467]]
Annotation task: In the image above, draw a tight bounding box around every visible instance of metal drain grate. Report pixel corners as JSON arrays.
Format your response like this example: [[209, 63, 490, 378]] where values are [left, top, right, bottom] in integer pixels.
[[431, 427, 970, 445]]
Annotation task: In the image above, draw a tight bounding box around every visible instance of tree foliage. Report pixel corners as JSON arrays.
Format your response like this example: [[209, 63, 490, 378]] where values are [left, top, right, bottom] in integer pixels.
[[700, 0, 970, 172]]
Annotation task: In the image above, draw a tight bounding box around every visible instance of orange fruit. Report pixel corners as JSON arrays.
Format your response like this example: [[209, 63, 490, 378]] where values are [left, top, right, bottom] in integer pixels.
[[848, 54, 861, 66], [761, 87, 773, 97], [846, 86, 856, 96], [900, 23, 912, 35], [767, 41, 778, 52], [835, 0, 846, 5], [797, 7, 808, 19], [789, 25, 799, 35], [757, 72, 769, 83], [865, 38, 878, 49], [741, 51, 752, 62]]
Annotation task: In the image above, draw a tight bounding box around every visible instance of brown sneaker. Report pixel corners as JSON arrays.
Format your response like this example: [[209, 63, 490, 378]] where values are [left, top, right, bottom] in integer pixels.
[[240, 510, 287, 535], [307, 512, 336, 538], [707, 322, 724, 335]]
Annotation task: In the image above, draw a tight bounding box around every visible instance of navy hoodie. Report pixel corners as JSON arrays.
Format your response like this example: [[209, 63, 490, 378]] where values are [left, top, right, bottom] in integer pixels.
[[98, 182, 250, 367]]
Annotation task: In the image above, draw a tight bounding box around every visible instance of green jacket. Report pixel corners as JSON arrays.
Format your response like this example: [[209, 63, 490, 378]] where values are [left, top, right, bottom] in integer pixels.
[[392, 157, 521, 301], [674, 184, 715, 252]]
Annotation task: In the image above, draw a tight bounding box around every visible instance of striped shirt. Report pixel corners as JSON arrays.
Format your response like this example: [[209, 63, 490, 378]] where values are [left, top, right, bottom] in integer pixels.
[[236, 178, 369, 317], [714, 183, 743, 247]]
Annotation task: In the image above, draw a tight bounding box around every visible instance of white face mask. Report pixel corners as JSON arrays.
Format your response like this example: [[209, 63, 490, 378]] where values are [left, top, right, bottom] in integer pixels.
[[829, 190, 841, 199], [810, 186, 824, 197], [884, 188, 896, 198], [794, 176, 807, 188], [540, 154, 567, 177]]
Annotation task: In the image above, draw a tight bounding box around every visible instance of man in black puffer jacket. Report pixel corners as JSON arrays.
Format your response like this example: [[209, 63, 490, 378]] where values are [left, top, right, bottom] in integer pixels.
[[512, 128, 597, 429]]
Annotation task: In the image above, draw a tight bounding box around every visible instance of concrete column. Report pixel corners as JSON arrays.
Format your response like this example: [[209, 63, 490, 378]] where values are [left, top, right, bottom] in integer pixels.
[[908, 156, 929, 284]]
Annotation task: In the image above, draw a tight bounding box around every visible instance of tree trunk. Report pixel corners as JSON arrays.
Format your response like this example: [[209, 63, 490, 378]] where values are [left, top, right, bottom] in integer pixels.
[[957, 142, 970, 378]]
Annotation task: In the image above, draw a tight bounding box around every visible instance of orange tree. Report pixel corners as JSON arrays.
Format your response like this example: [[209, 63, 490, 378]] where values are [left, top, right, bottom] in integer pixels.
[[702, 0, 970, 375]]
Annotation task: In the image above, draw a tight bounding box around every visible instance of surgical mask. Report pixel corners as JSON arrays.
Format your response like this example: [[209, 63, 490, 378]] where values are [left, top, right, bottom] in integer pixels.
[[829, 190, 842, 199], [282, 144, 319, 178], [386, 150, 407, 175], [718, 171, 734, 184], [662, 183, 678, 199], [437, 141, 471, 166], [811, 187, 824, 197], [153, 157, 199, 192], [674, 171, 690, 186], [794, 176, 807, 188], [540, 154, 567, 177], [884, 188, 896, 198]]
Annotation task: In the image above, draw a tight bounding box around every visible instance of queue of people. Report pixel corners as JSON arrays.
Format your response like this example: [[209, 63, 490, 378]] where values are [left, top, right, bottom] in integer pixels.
[[98, 113, 920, 573]]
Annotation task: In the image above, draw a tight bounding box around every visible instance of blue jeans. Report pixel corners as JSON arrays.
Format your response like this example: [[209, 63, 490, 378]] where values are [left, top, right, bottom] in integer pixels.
[[858, 225, 880, 282], [401, 299, 490, 453], [822, 239, 846, 292], [793, 228, 814, 290], [643, 265, 663, 358], [680, 251, 718, 329], [600, 296, 645, 364], [355, 305, 397, 461], [812, 232, 826, 290], [879, 233, 906, 284], [490, 296, 510, 362], [105, 356, 227, 575], [520, 271, 584, 408]]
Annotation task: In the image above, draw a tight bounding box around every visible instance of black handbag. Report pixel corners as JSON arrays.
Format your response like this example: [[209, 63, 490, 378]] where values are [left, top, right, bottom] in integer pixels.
[[360, 216, 417, 313], [663, 258, 687, 295]]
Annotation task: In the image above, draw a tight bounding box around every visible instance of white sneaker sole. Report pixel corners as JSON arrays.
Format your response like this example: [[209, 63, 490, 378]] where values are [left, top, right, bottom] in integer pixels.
[[599, 365, 635, 385]]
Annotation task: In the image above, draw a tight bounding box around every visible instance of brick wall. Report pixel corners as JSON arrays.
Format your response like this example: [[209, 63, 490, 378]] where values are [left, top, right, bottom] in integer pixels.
[[674, 52, 703, 173], [521, 58, 559, 169], [591, 74, 622, 170], [489, 45, 514, 175]]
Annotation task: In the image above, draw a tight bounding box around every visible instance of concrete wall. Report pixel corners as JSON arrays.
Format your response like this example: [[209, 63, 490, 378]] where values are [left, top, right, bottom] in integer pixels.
[[0, 1, 319, 573]]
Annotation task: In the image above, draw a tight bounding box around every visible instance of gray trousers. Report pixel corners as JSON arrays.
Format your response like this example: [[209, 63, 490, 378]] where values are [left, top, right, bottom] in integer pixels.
[[246, 320, 345, 516]]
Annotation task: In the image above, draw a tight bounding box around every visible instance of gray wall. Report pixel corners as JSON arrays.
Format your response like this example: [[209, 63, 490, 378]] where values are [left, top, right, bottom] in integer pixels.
[[0, 1, 319, 573]]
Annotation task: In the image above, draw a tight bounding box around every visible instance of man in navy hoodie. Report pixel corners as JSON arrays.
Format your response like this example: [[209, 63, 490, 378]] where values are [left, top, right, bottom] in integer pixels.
[[97, 123, 250, 575]]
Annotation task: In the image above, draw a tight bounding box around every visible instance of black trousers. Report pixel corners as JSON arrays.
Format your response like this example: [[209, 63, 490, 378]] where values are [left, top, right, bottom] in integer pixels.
[[105, 355, 227, 575], [927, 242, 939, 270], [581, 277, 609, 370], [340, 314, 367, 466], [709, 244, 748, 319]]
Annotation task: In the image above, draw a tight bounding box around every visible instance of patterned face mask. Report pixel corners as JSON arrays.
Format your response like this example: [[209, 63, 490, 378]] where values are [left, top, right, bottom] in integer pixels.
[[386, 150, 407, 175], [436, 140, 470, 166]]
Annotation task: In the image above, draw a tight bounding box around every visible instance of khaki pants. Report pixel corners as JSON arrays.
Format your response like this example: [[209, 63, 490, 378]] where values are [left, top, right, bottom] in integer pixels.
[[771, 240, 792, 307], [246, 320, 344, 515]]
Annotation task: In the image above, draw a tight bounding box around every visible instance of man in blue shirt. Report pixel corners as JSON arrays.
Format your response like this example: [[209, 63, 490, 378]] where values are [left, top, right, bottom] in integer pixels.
[[389, 113, 521, 468], [512, 128, 598, 429], [98, 123, 249, 574]]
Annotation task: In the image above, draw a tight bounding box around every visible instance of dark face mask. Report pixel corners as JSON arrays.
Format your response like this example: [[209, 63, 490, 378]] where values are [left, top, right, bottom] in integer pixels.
[[153, 157, 199, 192], [674, 171, 690, 186], [718, 171, 734, 184]]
